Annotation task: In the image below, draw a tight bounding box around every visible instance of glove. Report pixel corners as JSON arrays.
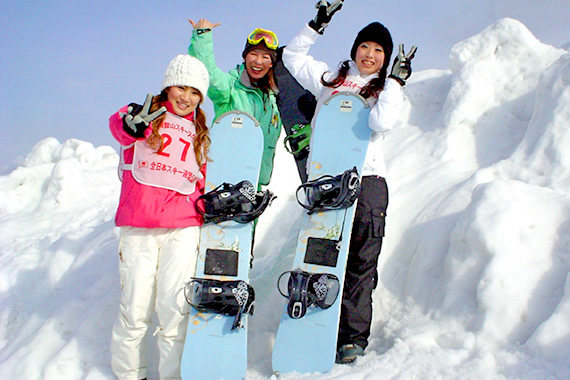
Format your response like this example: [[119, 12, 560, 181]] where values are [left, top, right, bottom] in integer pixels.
[[121, 93, 166, 138], [389, 44, 417, 86], [308, 0, 343, 35]]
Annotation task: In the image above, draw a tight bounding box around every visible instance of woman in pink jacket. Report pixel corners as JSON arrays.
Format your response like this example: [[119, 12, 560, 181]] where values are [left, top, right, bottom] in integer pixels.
[[109, 54, 209, 380]]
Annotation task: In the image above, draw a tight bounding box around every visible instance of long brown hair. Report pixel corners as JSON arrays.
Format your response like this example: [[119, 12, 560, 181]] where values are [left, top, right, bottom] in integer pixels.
[[321, 59, 388, 99], [146, 90, 211, 164]]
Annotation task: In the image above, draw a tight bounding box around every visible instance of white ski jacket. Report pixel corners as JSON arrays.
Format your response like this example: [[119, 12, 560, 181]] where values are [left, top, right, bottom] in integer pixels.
[[283, 24, 404, 178]]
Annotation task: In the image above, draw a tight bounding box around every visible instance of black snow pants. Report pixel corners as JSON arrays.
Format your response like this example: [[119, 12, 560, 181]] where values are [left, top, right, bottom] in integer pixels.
[[337, 175, 388, 350]]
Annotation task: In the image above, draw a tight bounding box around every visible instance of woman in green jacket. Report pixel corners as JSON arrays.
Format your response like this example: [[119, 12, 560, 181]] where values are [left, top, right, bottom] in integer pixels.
[[188, 19, 282, 186]]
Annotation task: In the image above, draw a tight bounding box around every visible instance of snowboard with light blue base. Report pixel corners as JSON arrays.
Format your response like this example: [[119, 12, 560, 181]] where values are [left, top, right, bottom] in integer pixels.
[[272, 92, 371, 375], [181, 111, 262, 380]]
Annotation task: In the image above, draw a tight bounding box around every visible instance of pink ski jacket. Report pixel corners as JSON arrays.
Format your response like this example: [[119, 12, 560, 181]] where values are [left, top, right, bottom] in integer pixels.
[[109, 103, 206, 228]]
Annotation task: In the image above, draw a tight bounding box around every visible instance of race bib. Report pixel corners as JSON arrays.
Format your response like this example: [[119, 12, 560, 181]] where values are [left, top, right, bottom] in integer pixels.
[[131, 112, 203, 194]]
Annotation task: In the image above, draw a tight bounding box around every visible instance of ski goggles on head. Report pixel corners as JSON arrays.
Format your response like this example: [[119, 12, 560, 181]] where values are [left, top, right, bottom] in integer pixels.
[[247, 28, 279, 50]]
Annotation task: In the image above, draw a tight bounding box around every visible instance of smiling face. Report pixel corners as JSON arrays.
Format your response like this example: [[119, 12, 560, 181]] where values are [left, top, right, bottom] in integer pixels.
[[244, 48, 274, 81], [165, 86, 202, 117], [354, 41, 386, 76]]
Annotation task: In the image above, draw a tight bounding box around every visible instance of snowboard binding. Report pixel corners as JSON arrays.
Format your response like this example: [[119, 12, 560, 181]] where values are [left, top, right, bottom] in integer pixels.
[[296, 167, 361, 214], [277, 270, 340, 319], [284, 123, 312, 159], [185, 278, 256, 330], [196, 180, 276, 224]]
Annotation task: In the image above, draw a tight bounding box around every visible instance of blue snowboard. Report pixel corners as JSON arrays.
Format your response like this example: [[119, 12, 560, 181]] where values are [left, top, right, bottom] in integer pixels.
[[272, 92, 371, 375], [181, 111, 263, 380]]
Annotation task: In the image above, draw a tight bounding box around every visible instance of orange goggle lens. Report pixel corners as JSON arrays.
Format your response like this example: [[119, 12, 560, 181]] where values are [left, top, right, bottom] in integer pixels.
[[247, 28, 278, 50]]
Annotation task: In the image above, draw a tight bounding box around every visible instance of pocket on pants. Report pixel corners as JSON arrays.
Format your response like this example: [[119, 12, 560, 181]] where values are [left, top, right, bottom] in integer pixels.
[[371, 209, 386, 237]]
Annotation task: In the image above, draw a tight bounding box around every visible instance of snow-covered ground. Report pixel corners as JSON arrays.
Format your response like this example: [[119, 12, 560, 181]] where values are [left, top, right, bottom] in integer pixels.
[[1, 18, 569, 379]]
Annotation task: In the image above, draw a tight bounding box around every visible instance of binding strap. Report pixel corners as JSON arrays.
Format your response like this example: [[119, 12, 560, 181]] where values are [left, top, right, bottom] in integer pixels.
[[185, 278, 255, 330], [296, 167, 360, 214], [284, 123, 312, 158], [196, 180, 275, 224], [277, 270, 340, 319]]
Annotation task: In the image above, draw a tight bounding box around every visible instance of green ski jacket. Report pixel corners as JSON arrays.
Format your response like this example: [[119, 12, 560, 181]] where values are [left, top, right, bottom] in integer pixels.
[[189, 29, 282, 186]]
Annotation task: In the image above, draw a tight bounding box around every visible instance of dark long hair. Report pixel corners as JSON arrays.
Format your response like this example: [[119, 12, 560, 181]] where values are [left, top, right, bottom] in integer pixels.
[[321, 59, 389, 99]]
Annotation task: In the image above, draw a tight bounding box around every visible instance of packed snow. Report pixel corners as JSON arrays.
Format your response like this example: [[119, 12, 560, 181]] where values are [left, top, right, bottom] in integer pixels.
[[1, 18, 569, 379]]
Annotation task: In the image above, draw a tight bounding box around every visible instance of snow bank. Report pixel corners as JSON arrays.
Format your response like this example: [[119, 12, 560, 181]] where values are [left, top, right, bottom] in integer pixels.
[[0, 17, 569, 380]]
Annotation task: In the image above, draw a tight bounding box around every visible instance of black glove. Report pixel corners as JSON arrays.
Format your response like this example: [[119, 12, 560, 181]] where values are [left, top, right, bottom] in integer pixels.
[[121, 93, 166, 138], [389, 44, 417, 86], [308, 0, 343, 35]]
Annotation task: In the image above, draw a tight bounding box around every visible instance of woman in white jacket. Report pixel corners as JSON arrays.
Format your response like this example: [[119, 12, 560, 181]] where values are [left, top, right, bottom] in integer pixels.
[[283, 2, 416, 364]]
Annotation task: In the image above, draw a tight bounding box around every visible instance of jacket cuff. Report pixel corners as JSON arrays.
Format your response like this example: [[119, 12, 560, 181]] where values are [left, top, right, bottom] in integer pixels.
[[301, 23, 320, 40]]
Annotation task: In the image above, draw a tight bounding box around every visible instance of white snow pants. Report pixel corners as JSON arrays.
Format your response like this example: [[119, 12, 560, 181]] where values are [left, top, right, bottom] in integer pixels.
[[111, 226, 199, 380]]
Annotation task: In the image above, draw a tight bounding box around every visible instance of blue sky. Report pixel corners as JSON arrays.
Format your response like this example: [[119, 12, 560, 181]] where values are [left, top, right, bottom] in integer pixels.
[[1, 0, 569, 172]]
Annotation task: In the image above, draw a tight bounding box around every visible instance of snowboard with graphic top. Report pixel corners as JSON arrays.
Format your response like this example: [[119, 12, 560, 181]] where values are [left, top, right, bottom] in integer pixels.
[[272, 92, 371, 375], [181, 110, 263, 380]]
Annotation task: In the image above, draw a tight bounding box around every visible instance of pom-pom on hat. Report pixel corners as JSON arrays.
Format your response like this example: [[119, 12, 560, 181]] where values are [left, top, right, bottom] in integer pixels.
[[350, 22, 394, 66], [162, 55, 209, 102]]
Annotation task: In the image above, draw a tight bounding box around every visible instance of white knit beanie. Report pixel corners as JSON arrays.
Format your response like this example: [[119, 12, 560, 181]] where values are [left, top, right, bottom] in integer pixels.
[[161, 55, 209, 102]]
